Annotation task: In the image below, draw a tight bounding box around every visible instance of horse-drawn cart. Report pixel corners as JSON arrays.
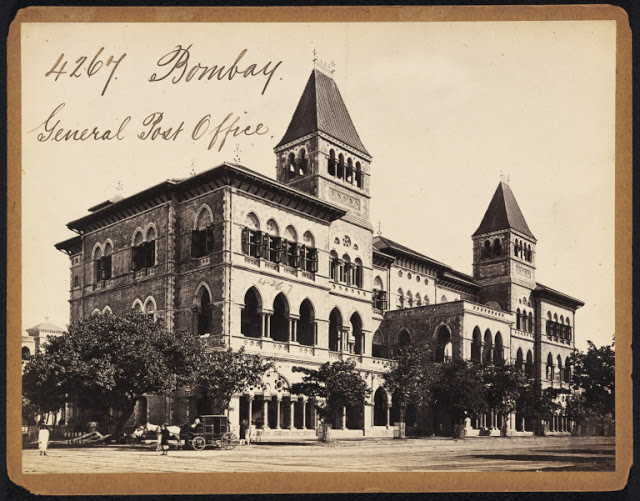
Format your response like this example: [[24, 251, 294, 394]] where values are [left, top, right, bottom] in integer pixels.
[[182, 415, 239, 450]]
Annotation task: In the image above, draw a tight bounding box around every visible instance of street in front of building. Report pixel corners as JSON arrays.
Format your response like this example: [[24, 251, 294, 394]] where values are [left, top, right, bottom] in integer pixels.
[[23, 436, 614, 474]]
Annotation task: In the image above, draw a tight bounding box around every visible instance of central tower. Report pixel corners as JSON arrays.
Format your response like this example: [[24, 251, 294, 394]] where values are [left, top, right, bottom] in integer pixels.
[[274, 66, 372, 227]]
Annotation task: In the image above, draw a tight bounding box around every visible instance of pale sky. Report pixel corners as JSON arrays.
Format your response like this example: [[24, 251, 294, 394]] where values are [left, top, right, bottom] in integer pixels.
[[21, 21, 616, 350]]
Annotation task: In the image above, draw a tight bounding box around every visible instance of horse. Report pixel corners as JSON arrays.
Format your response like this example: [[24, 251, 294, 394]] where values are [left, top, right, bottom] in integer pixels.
[[144, 422, 183, 450]]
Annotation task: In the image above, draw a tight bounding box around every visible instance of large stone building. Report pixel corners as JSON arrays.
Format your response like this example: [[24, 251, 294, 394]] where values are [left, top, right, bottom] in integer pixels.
[[55, 65, 583, 438]]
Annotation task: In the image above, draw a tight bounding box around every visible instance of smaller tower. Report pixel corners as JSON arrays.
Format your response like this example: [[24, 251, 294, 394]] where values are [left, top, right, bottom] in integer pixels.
[[472, 181, 537, 312]]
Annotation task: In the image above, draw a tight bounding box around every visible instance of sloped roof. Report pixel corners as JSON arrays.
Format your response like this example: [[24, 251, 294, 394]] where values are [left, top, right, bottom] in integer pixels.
[[473, 182, 535, 239], [275, 69, 370, 156], [26, 322, 65, 334], [373, 235, 448, 269]]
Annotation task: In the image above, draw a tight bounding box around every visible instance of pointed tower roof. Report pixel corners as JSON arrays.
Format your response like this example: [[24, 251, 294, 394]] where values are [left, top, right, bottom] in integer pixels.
[[473, 181, 535, 239], [276, 69, 370, 156]]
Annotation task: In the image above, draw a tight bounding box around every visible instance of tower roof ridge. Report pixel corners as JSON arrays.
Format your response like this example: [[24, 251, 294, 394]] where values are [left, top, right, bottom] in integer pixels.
[[275, 68, 370, 156], [472, 181, 535, 239]]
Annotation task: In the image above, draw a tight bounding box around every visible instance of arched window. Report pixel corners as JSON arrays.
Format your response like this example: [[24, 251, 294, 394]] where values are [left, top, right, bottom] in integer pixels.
[[397, 289, 404, 309], [194, 286, 211, 336], [471, 327, 482, 362], [329, 308, 342, 352], [483, 240, 491, 259], [373, 387, 388, 426], [546, 353, 554, 380], [355, 162, 362, 188], [346, 158, 354, 184], [341, 254, 351, 285], [102, 305, 113, 315], [493, 238, 501, 256], [271, 293, 290, 342], [546, 311, 552, 336], [350, 313, 363, 355], [265, 219, 281, 263], [328, 149, 336, 176], [557, 355, 563, 382], [553, 314, 559, 338], [564, 356, 571, 383], [144, 297, 156, 321], [396, 330, 411, 357], [516, 348, 524, 372], [301, 231, 318, 273], [353, 258, 363, 288], [441, 295, 448, 303], [337, 153, 345, 179], [192, 207, 214, 258], [145, 227, 156, 268], [241, 287, 262, 338], [372, 331, 387, 359], [329, 250, 339, 281], [242, 213, 262, 258], [526, 350, 534, 378], [406, 291, 413, 308], [516, 308, 521, 330], [298, 299, 315, 346], [132, 299, 143, 311], [423, 295, 430, 305], [284, 226, 299, 268], [298, 148, 307, 176], [514, 239, 519, 257], [528, 312, 533, 333], [483, 330, 493, 364], [493, 332, 504, 365], [566, 318, 572, 342], [435, 326, 451, 362], [415, 293, 422, 307], [93, 244, 103, 282], [287, 152, 296, 179], [102, 242, 113, 280]]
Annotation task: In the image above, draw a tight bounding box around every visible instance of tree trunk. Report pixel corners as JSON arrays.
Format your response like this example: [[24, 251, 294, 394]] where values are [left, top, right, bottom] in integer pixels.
[[453, 418, 466, 439], [396, 406, 406, 439]]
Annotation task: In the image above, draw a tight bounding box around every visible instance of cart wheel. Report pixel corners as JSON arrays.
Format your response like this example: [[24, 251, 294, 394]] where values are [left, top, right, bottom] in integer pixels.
[[221, 432, 239, 450], [191, 436, 206, 450]]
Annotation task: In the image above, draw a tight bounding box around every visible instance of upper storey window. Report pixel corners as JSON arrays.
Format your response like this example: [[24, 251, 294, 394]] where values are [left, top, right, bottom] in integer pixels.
[[192, 207, 214, 258], [329, 253, 362, 288], [94, 242, 112, 282], [131, 227, 156, 272], [326, 149, 364, 190], [514, 238, 533, 263], [372, 276, 387, 310]]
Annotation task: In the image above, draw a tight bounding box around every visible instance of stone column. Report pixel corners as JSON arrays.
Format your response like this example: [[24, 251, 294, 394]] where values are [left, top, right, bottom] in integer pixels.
[[266, 314, 271, 338], [361, 332, 366, 355], [341, 407, 347, 430], [262, 398, 269, 429], [302, 399, 307, 430], [260, 313, 266, 338], [289, 399, 295, 429], [385, 405, 391, 428], [314, 322, 318, 345], [288, 319, 293, 342], [521, 416, 525, 432], [248, 395, 253, 424], [490, 410, 495, 429], [275, 396, 281, 429], [509, 412, 515, 433], [228, 396, 240, 431]]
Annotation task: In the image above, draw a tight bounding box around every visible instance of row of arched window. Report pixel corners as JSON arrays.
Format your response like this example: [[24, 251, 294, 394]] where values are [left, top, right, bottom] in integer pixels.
[[327, 149, 363, 189], [91, 226, 157, 283], [471, 327, 505, 365], [516, 309, 534, 332], [241, 213, 318, 272], [396, 289, 434, 309], [546, 312, 572, 343], [546, 353, 571, 383], [241, 287, 366, 354], [90, 297, 157, 320], [283, 149, 309, 180], [329, 251, 363, 287], [514, 238, 532, 262], [481, 238, 503, 259], [514, 348, 535, 378]]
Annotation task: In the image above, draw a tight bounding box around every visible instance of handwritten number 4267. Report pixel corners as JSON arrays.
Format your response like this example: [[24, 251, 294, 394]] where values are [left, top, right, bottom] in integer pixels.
[[45, 48, 126, 96]]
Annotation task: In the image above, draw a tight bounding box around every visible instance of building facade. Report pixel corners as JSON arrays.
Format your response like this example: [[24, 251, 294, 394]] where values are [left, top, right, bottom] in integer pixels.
[[55, 65, 583, 438]]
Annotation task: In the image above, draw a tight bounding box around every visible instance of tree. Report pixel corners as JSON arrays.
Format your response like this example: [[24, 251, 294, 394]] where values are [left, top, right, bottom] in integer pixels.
[[433, 360, 485, 438], [382, 344, 437, 439], [22, 311, 204, 436], [571, 340, 615, 431], [194, 347, 274, 413], [22, 349, 68, 424], [480, 364, 528, 434], [516, 382, 567, 436], [564, 392, 589, 435], [290, 360, 370, 441]]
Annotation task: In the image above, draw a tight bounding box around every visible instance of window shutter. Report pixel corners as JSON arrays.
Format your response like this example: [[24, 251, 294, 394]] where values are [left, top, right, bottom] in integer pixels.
[[299, 245, 306, 270], [241, 228, 249, 254], [274, 237, 282, 263], [310, 248, 318, 272], [293, 244, 301, 268], [191, 231, 199, 257], [206, 225, 214, 253], [95, 259, 102, 281], [344, 263, 351, 285], [261, 232, 269, 259], [104, 256, 112, 280]]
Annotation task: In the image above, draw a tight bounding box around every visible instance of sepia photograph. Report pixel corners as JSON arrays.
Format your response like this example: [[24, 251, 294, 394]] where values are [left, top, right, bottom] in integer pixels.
[[8, 6, 631, 495]]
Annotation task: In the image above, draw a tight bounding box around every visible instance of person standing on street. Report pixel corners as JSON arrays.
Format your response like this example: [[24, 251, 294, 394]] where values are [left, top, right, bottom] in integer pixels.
[[160, 424, 170, 455], [247, 420, 255, 445], [38, 421, 50, 456], [239, 420, 247, 446]]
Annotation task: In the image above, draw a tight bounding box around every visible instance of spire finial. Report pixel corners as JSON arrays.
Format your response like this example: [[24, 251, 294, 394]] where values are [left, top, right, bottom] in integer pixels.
[[499, 171, 510, 185], [377, 221, 383, 236], [115, 180, 124, 193], [313, 51, 335, 76]]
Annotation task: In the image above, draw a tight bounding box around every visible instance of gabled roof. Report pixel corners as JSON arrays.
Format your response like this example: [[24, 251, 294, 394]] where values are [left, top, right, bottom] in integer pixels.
[[373, 235, 448, 269], [534, 283, 584, 309], [275, 69, 370, 156], [473, 182, 535, 240]]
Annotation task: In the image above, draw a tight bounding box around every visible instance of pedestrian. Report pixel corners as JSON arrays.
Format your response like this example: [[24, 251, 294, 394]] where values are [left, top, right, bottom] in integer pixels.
[[246, 420, 255, 445], [38, 421, 50, 456], [239, 419, 247, 446], [160, 424, 170, 455]]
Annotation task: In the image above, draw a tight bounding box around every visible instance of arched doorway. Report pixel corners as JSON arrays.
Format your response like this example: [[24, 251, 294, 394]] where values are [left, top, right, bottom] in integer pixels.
[[494, 332, 504, 365], [329, 308, 342, 352], [471, 327, 482, 362], [483, 329, 493, 364], [350, 312, 363, 354], [372, 331, 387, 358], [373, 388, 388, 426], [241, 287, 262, 338], [435, 326, 452, 362], [194, 286, 211, 335]]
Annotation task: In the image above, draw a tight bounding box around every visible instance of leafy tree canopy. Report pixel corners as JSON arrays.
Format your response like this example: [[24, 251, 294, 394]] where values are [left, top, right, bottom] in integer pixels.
[[571, 340, 615, 419], [22, 311, 204, 434], [194, 347, 274, 411], [480, 363, 529, 416], [290, 360, 370, 424], [433, 360, 484, 424]]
